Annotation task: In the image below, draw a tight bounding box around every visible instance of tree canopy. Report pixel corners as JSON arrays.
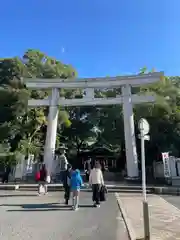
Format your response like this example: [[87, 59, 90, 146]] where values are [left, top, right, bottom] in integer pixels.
[[0, 50, 76, 165], [0, 49, 180, 168]]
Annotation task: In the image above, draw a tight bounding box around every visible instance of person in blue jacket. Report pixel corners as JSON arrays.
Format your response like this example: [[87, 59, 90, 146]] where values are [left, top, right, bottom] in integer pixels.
[[70, 168, 83, 210]]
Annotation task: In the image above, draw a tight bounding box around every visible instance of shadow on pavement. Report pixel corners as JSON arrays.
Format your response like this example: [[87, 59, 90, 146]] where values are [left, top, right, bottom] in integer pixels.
[[7, 208, 71, 212], [3, 202, 94, 212], [2, 203, 64, 208], [0, 194, 37, 197], [79, 204, 94, 208]]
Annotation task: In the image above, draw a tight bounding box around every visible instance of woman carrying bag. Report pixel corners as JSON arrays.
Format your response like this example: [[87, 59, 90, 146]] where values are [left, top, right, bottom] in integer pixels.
[[89, 161, 104, 208], [37, 164, 48, 195]]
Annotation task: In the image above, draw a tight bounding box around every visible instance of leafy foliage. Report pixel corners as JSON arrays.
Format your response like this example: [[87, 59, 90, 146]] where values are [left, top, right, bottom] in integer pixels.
[[0, 52, 180, 170], [61, 106, 96, 154], [0, 49, 75, 166]]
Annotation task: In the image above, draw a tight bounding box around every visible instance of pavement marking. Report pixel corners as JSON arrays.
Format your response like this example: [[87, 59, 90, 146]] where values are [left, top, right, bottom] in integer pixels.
[[116, 211, 130, 240], [115, 193, 136, 240]]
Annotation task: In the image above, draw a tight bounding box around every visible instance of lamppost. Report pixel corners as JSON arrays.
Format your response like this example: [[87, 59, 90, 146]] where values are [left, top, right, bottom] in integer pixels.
[[138, 118, 150, 240]]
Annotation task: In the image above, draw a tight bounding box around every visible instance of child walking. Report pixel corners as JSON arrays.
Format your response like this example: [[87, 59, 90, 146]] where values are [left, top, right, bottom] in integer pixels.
[[70, 168, 83, 211]]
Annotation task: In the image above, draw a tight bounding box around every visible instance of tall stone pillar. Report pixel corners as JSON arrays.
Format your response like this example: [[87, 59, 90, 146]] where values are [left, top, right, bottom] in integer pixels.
[[43, 88, 59, 177], [122, 85, 139, 178]]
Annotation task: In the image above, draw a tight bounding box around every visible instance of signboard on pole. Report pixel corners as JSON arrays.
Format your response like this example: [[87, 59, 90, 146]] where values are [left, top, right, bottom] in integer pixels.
[[162, 152, 171, 178], [138, 118, 150, 135]]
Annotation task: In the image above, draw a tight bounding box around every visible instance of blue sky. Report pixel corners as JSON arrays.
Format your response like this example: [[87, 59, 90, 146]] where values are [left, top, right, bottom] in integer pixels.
[[0, 0, 180, 77]]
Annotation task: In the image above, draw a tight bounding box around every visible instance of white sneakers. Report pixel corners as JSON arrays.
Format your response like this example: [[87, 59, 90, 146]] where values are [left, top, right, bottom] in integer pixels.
[[72, 206, 79, 211], [93, 202, 100, 208]]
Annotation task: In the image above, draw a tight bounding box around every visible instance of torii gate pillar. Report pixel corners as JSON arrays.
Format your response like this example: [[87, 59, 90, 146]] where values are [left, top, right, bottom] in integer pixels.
[[122, 85, 138, 178], [43, 88, 59, 176]]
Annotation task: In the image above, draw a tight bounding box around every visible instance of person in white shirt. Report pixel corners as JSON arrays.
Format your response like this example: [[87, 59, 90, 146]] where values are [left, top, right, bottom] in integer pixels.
[[89, 161, 104, 207]]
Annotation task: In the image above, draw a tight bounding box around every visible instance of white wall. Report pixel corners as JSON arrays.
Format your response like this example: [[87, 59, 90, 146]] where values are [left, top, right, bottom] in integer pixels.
[[154, 156, 180, 179], [169, 156, 177, 177]]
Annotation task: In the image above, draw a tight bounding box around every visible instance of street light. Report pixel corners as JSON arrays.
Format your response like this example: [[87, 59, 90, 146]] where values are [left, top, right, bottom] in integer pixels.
[[138, 118, 150, 240]]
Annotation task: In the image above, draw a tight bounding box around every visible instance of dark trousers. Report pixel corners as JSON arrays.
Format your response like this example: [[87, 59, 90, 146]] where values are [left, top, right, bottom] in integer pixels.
[[85, 172, 89, 181], [92, 184, 101, 205], [2, 173, 9, 183], [64, 186, 70, 201]]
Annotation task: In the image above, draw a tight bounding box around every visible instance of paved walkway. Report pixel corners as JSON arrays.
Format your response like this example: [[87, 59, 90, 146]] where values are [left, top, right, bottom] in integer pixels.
[[0, 191, 128, 240], [116, 193, 180, 240]]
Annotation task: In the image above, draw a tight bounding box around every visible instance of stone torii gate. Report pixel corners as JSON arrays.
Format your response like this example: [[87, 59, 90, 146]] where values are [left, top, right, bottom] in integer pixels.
[[26, 72, 163, 179]]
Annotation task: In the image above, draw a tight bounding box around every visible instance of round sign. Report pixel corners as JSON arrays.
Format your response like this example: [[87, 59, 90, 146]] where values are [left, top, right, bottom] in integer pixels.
[[138, 118, 150, 135]]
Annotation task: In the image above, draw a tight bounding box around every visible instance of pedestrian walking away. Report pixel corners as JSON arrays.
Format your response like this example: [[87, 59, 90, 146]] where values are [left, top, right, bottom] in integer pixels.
[[89, 161, 104, 208], [59, 150, 69, 183], [62, 164, 72, 205], [70, 168, 83, 211], [101, 160, 106, 174], [37, 164, 48, 195], [84, 158, 91, 181], [2, 165, 11, 183]]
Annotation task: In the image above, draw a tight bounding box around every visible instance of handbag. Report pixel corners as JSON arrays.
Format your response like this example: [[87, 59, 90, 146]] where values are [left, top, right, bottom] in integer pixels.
[[46, 175, 51, 184], [100, 185, 107, 202], [39, 185, 45, 194]]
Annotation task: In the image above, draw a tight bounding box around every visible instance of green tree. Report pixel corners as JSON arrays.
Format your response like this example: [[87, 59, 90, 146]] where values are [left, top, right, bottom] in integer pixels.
[[134, 75, 180, 164], [0, 49, 76, 166], [61, 106, 96, 156]]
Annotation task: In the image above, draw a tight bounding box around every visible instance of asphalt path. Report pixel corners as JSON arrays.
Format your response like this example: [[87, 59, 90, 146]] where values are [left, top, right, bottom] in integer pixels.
[[0, 191, 129, 240], [161, 194, 180, 210]]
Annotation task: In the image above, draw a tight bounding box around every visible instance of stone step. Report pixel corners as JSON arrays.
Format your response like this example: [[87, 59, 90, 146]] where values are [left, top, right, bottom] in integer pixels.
[[0, 183, 154, 193], [1, 188, 153, 194], [0, 183, 153, 188]]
